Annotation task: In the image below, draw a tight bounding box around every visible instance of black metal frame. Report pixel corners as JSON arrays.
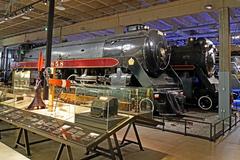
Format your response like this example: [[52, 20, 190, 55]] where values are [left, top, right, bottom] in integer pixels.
[[120, 122, 144, 151], [151, 112, 240, 141], [0, 105, 144, 159], [87, 136, 120, 160], [14, 128, 51, 156], [55, 143, 73, 160], [212, 113, 240, 141], [0, 127, 19, 139], [55, 122, 143, 160], [0, 120, 19, 139]]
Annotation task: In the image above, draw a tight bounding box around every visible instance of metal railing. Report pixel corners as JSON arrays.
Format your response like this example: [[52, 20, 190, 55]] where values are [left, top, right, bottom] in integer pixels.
[[212, 113, 239, 141], [149, 113, 240, 141]]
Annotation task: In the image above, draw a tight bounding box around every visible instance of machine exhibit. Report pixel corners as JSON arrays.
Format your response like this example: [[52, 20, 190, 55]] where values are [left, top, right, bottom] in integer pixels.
[[0, 0, 239, 160]]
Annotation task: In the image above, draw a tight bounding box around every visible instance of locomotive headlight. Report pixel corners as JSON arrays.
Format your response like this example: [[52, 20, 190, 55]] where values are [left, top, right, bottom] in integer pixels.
[[154, 94, 160, 99]]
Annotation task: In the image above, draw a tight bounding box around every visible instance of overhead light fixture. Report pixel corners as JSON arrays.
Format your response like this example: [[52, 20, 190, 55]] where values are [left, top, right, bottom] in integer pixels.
[[0, 4, 35, 23], [29, 6, 34, 11], [204, 4, 213, 10], [43, 0, 48, 5], [55, 1, 66, 11], [21, 16, 31, 20], [22, 7, 28, 13], [232, 35, 240, 40], [9, 13, 25, 20]]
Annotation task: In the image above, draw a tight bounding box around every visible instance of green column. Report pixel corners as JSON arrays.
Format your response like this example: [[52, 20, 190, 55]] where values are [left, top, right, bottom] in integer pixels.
[[218, 7, 231, 119]]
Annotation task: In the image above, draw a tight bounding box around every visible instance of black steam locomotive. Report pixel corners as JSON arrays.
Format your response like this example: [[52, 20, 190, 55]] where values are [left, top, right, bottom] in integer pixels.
[[16, 24, 184, 115], [170, 38, 218, 110]]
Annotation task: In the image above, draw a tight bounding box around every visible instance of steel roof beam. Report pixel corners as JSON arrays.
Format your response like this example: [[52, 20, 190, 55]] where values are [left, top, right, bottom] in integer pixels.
[[0, 0, 239, 46]]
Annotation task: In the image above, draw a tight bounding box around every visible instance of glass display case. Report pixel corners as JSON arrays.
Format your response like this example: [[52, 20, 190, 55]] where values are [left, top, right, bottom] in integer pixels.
[[1, 73, 134, 132], [0, 104, 105, 147], [74, 85, 154, 118], [74, 95, 131, 131], [1, 83, 152, 131], [1, 73, 73, 122], [0, 86, 16, 107], [0, 71, 144, 160], [13, 70, 31, 90]]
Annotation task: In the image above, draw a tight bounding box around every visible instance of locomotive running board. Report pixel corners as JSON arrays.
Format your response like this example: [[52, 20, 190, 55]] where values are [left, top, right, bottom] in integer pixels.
[[12, 58, 119, 69]]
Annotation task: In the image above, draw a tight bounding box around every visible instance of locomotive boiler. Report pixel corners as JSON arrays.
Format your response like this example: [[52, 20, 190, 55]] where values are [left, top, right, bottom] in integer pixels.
[[170, 38, 218, 110], [15, 24, 184, 115]]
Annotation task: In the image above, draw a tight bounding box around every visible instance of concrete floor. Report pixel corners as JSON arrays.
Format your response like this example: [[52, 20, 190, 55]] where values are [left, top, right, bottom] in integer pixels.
[[0, 142, 30, 160], [0, 122, 240, 160]]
